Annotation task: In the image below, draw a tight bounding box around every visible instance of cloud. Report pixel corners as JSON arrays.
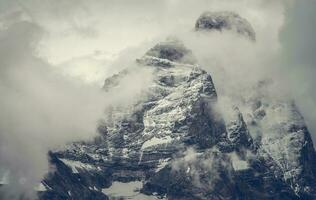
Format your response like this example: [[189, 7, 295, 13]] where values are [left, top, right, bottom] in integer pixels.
[[0, 19, 106, 199], [279, 0, 316, 141], [1, 0, 287, 64], [171, 147, 233, 191], [0, 16, 154, 199]]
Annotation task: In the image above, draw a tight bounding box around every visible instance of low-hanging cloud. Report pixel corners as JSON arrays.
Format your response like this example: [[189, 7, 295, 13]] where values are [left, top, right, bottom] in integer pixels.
[[0, 17, 154, 200], [0, 19, 106, 199]]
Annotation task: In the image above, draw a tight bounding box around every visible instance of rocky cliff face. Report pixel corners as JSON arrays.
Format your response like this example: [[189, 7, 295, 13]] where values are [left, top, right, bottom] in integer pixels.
[[38, 12, 316, 200]]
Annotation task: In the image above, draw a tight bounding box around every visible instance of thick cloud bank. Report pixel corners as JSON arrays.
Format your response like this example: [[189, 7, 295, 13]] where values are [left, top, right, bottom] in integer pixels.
[[0, 20, 107, 199], [0, 15, 153, 200]]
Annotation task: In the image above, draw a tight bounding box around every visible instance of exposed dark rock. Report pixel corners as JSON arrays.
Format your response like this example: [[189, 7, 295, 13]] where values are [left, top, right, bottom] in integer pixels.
[[195, 11, 256, 41]]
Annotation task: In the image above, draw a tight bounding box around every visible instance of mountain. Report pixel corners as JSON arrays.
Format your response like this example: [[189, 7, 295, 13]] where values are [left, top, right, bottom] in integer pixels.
[[38, 12, 316, 200]]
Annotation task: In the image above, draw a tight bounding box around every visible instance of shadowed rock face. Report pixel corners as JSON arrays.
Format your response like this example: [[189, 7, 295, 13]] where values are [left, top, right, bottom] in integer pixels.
[[195, 11, 256, 41], [37, 12, 316, 200], [146, 39, 191, 62], [39, 39, 227, 200], [139, 38, 197, 66]]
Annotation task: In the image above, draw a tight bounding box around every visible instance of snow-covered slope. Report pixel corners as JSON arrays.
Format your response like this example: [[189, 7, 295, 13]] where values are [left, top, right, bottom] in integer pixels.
[[238, 81, 316, 197]]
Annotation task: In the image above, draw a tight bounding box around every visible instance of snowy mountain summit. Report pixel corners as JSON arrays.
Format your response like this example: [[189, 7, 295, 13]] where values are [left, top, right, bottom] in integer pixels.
[[38, 12, 316, 200]]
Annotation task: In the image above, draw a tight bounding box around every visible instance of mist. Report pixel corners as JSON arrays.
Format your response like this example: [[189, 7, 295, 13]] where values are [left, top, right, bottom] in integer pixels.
[[279, 0, 316, 142], [0, 10, 154, 200], [0, 0, 315, 199], [0, 19, 106, 199]]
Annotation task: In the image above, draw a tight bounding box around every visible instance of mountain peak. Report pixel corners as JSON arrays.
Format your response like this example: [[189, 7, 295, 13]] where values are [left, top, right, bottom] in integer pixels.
[[195, 11, 256, 41], [139, 37, 197, 66]]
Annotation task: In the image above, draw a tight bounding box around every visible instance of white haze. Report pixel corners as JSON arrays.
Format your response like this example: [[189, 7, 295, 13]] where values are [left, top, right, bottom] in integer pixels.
[[0, 0, 315, 199], [280, 0, 316, 141], [0, 20, 106, 199]]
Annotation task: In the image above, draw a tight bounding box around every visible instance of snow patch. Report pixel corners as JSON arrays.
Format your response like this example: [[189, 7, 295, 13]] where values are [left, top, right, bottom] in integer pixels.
[[34, 183, 47, 192], [122, 148, 129, 158], [60, 158, 100, 173], [155, 158, 171, 172], [102, 181, 164, 200], [229, 153, 249, 171], [141, 136, 173, 150]]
